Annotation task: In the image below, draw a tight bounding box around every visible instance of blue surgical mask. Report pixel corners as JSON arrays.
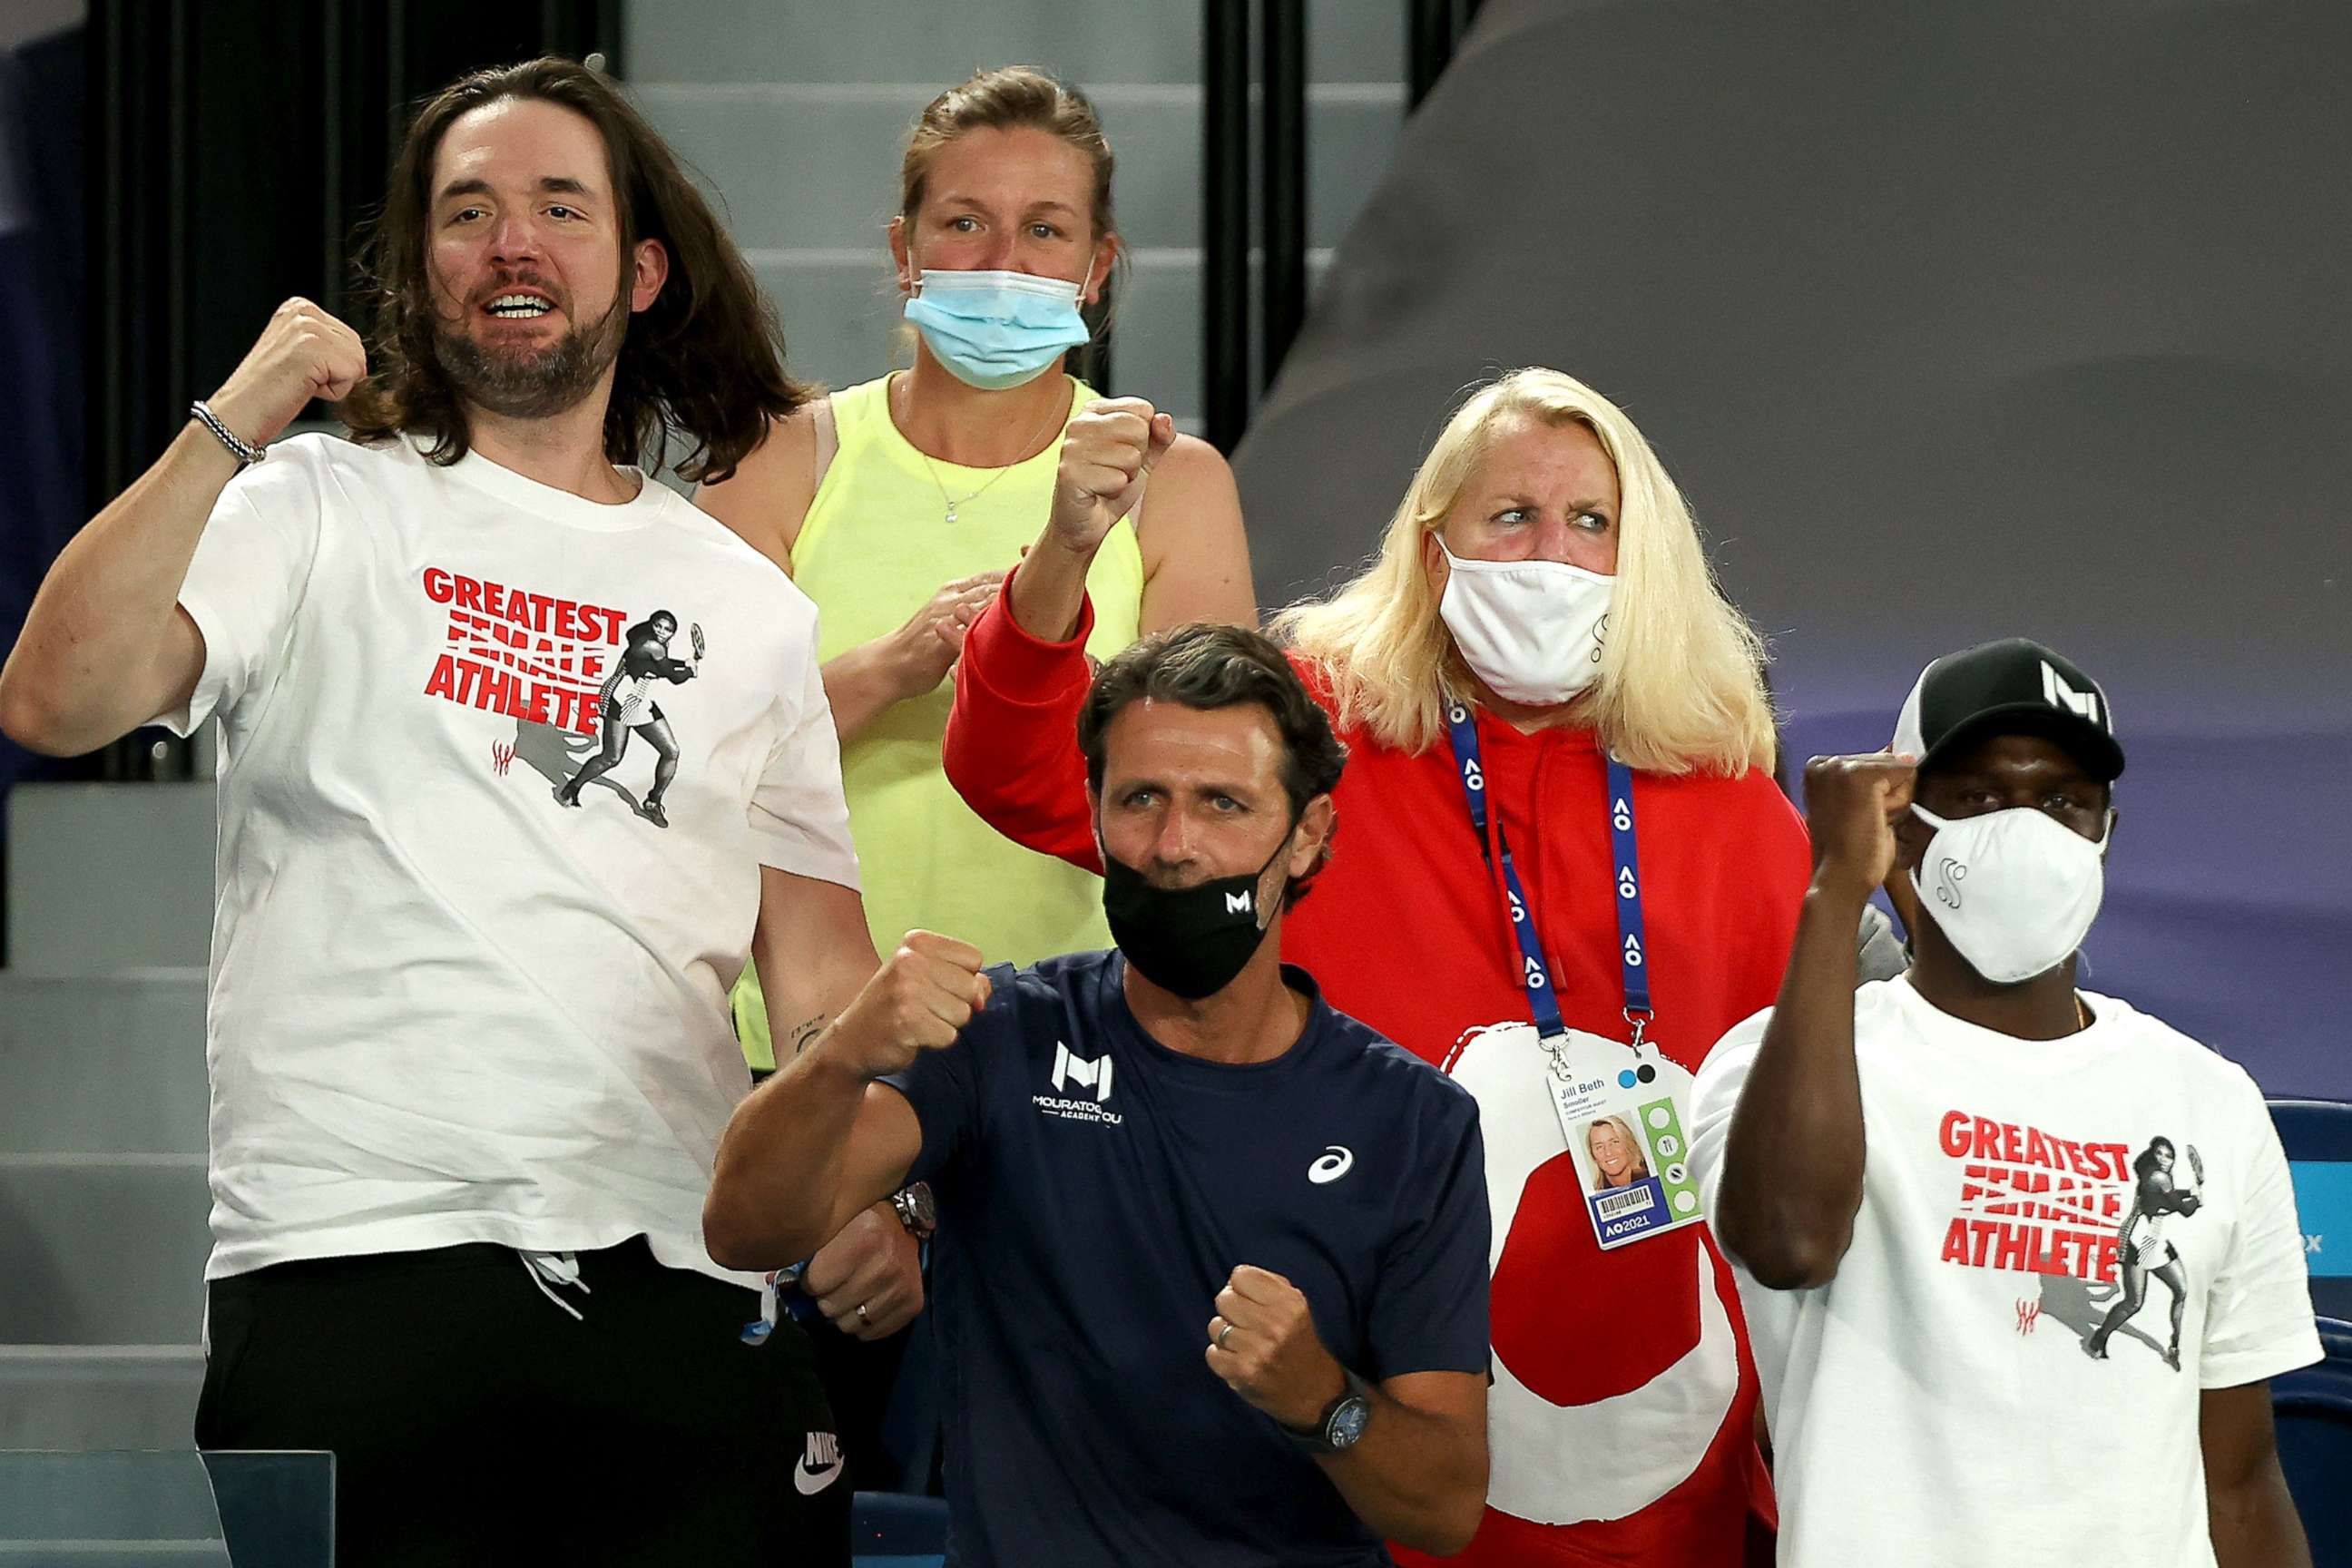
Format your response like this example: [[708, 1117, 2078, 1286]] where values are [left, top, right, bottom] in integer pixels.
[[903, 267, 1093, 390]]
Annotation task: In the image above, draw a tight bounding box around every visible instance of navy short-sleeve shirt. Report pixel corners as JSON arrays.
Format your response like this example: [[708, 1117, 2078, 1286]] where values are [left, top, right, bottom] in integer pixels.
[[882, 951, 1490, 1567]]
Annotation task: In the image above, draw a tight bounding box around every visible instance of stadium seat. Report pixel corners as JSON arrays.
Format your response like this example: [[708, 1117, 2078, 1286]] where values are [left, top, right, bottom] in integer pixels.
[[2269, 1100, 2352, 1319], [852, 1490, 948, 1568], [2272, 1317, 2352, 1563]]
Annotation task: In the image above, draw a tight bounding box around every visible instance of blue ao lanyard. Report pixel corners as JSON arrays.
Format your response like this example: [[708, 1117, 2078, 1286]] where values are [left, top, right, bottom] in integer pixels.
[[1444, 701, 1653, 1052]]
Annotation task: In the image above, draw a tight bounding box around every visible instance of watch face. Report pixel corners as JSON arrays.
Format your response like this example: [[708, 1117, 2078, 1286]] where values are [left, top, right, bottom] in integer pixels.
[[902, 1184, 936, 1233], [1327, 1396, 1372, 1451]]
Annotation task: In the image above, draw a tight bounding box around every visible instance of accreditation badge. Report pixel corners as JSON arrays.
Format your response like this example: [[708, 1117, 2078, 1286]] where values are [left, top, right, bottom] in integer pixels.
[[1541, 1029, 1706, 1250]]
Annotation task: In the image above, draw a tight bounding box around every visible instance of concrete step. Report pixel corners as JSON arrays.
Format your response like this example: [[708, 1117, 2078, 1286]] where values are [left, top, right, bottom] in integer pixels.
[[625, 0, 1404, 88], [638, 82, 1404, 254], [0, 1448, 328, 1561], [5, 783, 213, 977], [0, 1159, 210, 1345], [0, 971, 208, 1155], [0, 1345, 203, 1450], [0, 1551, 226, 1565]]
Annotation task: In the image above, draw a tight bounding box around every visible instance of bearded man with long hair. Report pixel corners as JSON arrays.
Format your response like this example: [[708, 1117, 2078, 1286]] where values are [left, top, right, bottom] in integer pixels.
[[0, 56, 903, 1565]]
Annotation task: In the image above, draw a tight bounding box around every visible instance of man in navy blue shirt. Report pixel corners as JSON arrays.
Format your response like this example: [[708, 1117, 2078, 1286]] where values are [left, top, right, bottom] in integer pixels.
[[707, 622, 1492, 1565]]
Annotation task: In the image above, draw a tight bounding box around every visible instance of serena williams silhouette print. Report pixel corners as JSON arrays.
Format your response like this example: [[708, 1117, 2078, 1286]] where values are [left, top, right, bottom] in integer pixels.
[[554, 610, 702, 828], [2083, 1136, 2205, 1370]]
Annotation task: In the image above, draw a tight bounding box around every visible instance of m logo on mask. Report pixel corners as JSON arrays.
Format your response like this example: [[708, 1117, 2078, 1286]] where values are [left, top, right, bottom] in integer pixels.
[[1101, 838, 1289, 1001], [1051, 1043, 1115, 1103]]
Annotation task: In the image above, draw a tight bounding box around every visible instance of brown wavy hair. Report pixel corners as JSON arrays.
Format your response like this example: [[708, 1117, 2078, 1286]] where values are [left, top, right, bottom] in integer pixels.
[[340, 56, 807, 482], [1078, 623, 1348, 906], [900, 66, 1115, 238]]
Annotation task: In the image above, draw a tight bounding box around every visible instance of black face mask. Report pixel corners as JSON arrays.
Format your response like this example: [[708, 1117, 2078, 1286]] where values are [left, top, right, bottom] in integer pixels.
[[1101, 830, 1293, 1000]]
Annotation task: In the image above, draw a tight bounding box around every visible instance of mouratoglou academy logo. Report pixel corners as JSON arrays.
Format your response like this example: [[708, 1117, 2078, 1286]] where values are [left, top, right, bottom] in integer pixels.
[[1051, 1043, 1114, 1102], [1035, 1044, 1123, 1126]]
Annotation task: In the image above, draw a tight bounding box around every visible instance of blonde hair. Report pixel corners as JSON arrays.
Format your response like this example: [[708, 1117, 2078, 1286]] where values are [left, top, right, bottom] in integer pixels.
[[1273, 368, 1776, 776]]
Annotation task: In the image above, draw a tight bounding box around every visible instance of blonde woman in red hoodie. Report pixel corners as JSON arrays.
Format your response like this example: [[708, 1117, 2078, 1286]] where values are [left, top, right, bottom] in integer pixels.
[[943, 367, 1807, 1566]]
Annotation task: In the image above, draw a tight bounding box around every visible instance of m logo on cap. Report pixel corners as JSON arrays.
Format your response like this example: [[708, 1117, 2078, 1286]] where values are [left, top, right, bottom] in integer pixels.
[[1052, 1043, 1114, 1102], [2042, 661, 2102, 728]]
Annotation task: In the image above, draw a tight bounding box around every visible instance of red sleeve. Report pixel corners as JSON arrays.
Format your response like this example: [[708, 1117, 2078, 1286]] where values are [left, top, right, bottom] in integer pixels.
[[942, 568, 1106, 874]]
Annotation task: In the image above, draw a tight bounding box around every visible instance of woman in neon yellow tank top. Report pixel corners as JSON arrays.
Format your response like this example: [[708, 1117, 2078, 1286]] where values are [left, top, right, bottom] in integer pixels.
[[699, 67, 1257, 1069]]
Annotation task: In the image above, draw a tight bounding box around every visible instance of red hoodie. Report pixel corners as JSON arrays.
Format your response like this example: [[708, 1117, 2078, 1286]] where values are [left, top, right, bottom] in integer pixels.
[[945, 583, 1811, 1566]]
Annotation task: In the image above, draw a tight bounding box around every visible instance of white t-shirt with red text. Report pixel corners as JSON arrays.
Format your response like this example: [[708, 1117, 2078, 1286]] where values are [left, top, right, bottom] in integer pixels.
[[1690, 976, 2319, 1568], [163, 433, 858, 1285]]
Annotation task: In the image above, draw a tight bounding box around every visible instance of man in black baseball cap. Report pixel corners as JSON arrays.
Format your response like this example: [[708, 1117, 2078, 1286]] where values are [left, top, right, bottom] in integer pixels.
[[1892, 636, 2126, 788], [1687, 636, 2319, 1568]]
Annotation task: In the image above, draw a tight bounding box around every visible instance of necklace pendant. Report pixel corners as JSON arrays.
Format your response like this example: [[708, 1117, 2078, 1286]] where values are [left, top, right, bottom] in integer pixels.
[[945, 505, 958, 524]]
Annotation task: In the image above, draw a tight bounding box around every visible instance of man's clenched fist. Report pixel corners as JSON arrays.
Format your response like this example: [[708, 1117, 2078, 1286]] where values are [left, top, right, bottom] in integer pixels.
[[830, 930, 992, 1078], [1205, 1264, 1348, 1432], [204, 298, 371, 451], [1802, 751, 1918, 906]]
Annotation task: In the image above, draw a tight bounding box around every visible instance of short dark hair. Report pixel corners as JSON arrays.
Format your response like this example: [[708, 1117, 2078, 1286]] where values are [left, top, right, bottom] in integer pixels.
[[340, 56, 809, 482], [1078, 623, 1347, 904]]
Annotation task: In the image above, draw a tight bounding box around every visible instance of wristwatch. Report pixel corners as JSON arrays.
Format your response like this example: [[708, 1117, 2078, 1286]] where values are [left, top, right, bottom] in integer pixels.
[[1287, 1367, 1374, 1455], [889, 1181, 936, 1243]]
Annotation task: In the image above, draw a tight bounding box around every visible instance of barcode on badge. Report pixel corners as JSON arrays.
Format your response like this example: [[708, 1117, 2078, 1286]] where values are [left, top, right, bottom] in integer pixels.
[[1597, 1186, 1655, 1221]]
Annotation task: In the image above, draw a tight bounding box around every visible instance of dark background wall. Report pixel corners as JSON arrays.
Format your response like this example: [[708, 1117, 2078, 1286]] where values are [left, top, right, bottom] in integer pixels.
[[1235, 0, 2350, 1093], [0, 7, 89, 965]]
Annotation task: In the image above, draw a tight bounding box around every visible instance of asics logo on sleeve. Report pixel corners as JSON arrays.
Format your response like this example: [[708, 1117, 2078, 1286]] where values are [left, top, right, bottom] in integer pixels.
[[1308, 1146, 1355, 1184]]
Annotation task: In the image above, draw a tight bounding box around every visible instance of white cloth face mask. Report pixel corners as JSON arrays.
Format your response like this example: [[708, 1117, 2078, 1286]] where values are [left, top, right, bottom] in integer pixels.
[[1434, 537, 1614, 706], [1909, 803, 2112, 984]]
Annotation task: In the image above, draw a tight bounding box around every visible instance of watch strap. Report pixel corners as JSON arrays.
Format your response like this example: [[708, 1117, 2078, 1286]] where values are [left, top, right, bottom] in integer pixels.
[[1288, 1367, 1373, 1454], [890, 1181, 936, 1241]]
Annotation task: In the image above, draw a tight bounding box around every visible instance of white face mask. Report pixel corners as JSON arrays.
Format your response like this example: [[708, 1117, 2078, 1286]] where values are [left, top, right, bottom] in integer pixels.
[[1910, 803, 2112, 985], [1434, 537, 1614, 706]]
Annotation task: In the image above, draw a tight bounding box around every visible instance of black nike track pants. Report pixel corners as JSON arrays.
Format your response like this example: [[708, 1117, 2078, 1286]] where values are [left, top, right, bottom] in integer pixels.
[[195, 1236, 849, 1565]]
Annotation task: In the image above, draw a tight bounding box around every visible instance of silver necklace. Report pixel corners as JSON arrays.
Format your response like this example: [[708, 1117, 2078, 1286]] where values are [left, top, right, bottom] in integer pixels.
[[908, 395, 1065, 525]]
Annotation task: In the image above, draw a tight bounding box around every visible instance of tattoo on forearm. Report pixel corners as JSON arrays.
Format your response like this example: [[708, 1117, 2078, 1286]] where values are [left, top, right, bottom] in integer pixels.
[[789, 1014, 830, 1056]]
